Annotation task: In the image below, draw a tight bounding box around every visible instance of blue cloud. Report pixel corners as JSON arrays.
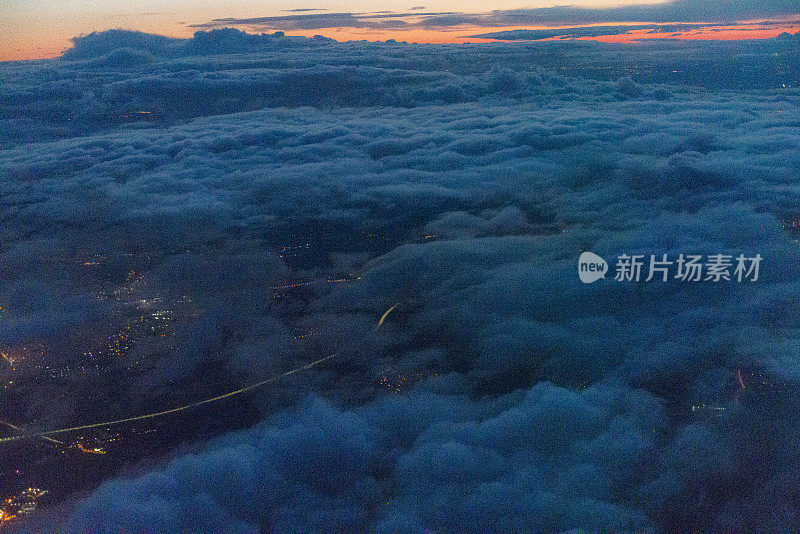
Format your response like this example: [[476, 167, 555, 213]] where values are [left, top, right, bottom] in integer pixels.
[[2, 28, 800, 533]]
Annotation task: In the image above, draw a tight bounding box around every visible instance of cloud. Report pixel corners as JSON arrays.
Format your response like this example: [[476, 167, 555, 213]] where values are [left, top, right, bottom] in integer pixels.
[[2, 28, 800, 533], [188, 1, 800, 33], [61, 386, 664, 533], [470, 24, 700, 40], [189, 12, 459, 32], [283, 8, 329, 13], [476, 1, 800, 26]]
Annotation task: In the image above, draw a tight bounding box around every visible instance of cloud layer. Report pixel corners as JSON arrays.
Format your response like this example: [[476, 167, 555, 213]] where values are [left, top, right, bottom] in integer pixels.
[[188, 1, 800, 32], [2, 29, 800, 532]]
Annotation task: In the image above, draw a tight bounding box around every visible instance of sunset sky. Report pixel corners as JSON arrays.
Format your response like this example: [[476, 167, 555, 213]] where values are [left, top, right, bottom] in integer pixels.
[[2, 0, 799, 60]]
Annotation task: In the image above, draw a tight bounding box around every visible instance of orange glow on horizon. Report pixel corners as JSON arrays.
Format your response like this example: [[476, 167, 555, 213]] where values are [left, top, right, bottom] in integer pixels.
[[1, 19, 798, 62], [246, 21, 800, 45]]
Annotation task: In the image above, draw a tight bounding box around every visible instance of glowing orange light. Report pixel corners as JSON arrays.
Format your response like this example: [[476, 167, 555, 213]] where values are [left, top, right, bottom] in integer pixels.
[[76, 442, 107, 455], [377, 303, 399, 329]]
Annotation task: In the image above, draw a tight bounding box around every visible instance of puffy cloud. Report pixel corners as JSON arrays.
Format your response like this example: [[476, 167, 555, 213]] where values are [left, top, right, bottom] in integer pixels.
[[61, 385, 664, 533], [2, 28, 800, 532]]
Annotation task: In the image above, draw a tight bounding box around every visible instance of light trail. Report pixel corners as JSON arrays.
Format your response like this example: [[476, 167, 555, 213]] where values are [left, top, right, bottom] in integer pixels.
[[0, 421, 64, 445], [0, 355, 335, 444], [1, 306, 395, 445], [377, 304, 399, 329]]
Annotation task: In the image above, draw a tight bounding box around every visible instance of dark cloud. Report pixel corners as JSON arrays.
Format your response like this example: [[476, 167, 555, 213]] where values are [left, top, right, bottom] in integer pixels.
[[189, 11, 459, 31], [57, 386, 666, 533], [189, 0, 800, 33], [476, 1, 800, 26], [2, 27, 800, 533], [470, 24, 700, 41], [283, 8, 329, 12]]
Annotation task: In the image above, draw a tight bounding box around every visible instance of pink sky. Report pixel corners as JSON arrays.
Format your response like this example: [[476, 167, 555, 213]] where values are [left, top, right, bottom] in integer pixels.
[[1, 0, 798, 61]]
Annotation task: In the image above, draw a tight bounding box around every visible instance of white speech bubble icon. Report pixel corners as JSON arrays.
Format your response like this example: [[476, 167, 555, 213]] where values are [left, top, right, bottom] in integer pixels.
[[578, 252, 608, 284]]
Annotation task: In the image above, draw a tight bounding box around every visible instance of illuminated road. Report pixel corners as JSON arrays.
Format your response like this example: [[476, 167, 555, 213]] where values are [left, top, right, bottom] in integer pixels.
[[0, 306, 395, 444], [0, 355, 335, 444], [0, 421, 64, 445]]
